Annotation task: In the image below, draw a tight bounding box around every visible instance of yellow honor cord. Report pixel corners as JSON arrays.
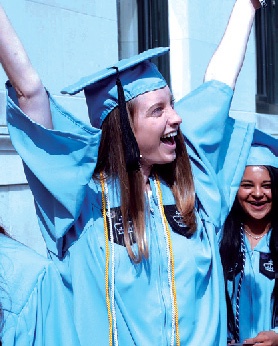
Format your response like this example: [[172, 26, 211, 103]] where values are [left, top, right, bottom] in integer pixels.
[[100, 172, 113, 346]]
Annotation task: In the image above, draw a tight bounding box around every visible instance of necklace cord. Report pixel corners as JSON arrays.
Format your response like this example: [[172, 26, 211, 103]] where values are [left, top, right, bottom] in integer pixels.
[[244, 228, 268, 240]]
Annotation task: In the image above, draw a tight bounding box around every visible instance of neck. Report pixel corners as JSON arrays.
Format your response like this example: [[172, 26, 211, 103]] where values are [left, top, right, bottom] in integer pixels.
[[243, 218, 271, 235], [140, 163, 152, 187]]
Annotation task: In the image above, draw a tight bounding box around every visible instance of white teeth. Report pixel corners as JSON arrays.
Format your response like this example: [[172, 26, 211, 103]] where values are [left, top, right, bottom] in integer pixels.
[[162, 131, 177, 139]]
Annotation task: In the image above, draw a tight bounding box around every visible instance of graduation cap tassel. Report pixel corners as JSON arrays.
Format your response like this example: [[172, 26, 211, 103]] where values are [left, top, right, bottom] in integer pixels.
[[112, 67, 141, 172]]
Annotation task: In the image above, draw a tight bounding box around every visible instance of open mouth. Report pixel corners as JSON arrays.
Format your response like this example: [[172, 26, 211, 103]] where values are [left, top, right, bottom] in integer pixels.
[[249, 201, 267, 207], [161, 131, 177, 145], [248, 201, 270, 212]]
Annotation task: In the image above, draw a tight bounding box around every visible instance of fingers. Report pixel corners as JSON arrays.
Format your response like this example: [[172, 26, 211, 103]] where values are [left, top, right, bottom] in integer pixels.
[[244, 330, 278, 345]]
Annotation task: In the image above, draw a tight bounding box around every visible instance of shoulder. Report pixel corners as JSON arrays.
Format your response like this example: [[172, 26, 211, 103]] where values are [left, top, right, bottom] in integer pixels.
[[0, 235, 80, 345], [0, 235, 54, 314]]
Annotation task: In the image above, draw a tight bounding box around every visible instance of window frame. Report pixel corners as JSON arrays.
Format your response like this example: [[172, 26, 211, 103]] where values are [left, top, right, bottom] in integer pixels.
[[137, 0, 171, 87], [255, 1, 278, 114]]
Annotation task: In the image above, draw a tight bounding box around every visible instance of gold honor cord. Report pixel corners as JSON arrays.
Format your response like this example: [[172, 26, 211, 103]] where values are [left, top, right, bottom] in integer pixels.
[[155, 174, 180, 346], [100, 172, 113, 346]]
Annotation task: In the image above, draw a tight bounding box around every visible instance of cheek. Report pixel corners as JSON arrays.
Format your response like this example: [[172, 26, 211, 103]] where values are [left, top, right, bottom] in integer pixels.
[[237, 198, 245, 211], [135, 124, 160, 143], [137, 134, 159, 153], [237, 190, 247, 203], [267, 197, 273, 210], [236, 192, 250, 212], [135, 129, 153, 146]]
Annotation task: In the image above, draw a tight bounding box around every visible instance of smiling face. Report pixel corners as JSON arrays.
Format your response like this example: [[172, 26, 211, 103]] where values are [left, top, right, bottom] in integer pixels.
[[237, 166, 272, 222], [132, 86, 182, 176]]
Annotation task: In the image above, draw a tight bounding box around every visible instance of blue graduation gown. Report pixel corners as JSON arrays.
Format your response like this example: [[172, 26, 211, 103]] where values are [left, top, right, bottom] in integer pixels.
[[227, 231, 278, 342], [0, 234, 80, 345], [6, 80, 255, 345]]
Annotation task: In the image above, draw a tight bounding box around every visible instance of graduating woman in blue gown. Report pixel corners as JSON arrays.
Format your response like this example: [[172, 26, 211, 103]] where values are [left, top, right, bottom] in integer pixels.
[[0, 225, 80, 345], [0, 0, 264, 345], [220, 131, 278, 346]]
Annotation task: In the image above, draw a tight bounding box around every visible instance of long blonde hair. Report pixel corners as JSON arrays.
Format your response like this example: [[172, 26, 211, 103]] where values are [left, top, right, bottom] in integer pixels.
[[94, 100, 196, 262]]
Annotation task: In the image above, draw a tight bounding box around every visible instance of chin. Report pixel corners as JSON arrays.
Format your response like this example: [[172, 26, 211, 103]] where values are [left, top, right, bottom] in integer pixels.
[[158, 158, 176, 165], [168, 156, 176, 164], [164, 152, 177, 163], [248, 212, 271, 221], [149, 152, 177, 166]]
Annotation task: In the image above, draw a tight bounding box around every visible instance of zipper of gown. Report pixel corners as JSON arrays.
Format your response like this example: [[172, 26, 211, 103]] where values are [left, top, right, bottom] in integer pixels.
[[146, 189, 170, 345]]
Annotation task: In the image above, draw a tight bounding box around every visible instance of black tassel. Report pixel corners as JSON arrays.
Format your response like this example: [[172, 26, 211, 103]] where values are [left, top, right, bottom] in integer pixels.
[[112, 67, 141, 172]]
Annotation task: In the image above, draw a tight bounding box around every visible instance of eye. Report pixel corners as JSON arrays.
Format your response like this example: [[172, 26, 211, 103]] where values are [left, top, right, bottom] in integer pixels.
[[262, 183, 272, 189], [170, 97, 175, 109], [240, 183, 253, 188], [151, 106, 163, 117]]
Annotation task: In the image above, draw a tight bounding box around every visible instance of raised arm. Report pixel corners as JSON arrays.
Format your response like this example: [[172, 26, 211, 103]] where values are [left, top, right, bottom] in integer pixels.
[[205, 0, 261, 89], [0, 5, 52, 128]]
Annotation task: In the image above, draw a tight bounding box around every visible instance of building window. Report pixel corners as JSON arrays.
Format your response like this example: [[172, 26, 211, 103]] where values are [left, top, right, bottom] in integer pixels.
[[255, 0, 278, 114], [137, 0, 170, 86]]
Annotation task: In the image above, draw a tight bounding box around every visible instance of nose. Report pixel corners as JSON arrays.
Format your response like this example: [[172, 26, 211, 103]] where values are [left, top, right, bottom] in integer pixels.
[[252, 185, 264, 198], [167, 108, 182, 126]]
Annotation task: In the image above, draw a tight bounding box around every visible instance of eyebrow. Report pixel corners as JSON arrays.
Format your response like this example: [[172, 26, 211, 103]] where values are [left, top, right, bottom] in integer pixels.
[[241, 179, 271, 183]]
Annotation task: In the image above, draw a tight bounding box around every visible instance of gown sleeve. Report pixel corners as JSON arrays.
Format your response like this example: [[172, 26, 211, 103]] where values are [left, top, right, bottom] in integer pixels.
[[0, 237, 80, 345], [6, 82, 101, 256], [175, 80, 255, 227]]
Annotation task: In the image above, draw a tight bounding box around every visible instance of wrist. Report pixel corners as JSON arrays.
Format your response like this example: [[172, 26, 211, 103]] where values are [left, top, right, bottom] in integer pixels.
[[250, 0, 267, 10]]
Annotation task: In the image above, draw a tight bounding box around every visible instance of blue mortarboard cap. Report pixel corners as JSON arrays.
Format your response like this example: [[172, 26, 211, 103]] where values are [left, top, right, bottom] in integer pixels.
[[247, 129, 278, 168], [61, 47, 169, 128]]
